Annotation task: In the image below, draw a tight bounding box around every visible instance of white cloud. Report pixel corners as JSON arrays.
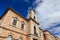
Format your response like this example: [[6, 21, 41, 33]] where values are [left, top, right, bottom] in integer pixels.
[[25, 0, 29, 3], [49, 26, 60, 34], [35, 0, 60, 38]]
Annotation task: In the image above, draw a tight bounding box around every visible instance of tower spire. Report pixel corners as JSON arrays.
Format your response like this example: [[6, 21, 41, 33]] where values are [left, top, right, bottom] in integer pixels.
[[27, 9, 37, 21]]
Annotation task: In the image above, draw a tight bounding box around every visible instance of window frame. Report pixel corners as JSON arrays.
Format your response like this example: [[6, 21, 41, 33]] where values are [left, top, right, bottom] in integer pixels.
[[5, 35, 12, 40], [19, 38, 22, 40], [34, 26, 36, 34], [10, 17, 18, 27], [20, 21, 25, 30]]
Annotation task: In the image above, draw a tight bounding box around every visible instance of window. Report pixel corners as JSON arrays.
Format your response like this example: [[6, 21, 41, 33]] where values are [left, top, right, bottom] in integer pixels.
[[11, 17, 18, 27], [21, 21, 24, 30], [44, 34, 46, 39], [34, 26, 38, 36], [34, 26, 36, 34], [34, 16, 36, 20], [19, 38, 22, 40], [6, 36, 12, 40]]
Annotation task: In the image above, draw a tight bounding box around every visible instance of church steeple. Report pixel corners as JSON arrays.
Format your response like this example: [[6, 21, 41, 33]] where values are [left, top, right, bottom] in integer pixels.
[[28, 9, 37, 21]]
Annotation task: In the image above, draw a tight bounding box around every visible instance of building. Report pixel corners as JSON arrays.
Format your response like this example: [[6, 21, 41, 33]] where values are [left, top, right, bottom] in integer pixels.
[[43, 30, 56, 40], [39, 28, 44, 40], [0, 7, 60, 40], [55, 37, 60, 40]]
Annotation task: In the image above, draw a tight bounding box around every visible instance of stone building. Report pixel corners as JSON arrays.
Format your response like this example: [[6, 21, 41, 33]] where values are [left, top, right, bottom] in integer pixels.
[[43, 30, 56, 40], [55, 37, 60, 40], [0, 7, 59, 40]]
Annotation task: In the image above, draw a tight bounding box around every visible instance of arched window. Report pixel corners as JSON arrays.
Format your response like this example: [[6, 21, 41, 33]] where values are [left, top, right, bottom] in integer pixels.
[[44, 34, 46, 39], [21, 21, 24, 30], [19, 38, 22, 40], [6, 36, 12, 40], [11, 17, 18, 27], [34, 26, 36, 34]]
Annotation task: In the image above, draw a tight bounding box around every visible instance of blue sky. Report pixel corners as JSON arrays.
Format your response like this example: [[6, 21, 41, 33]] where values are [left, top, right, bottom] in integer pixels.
[[0, 0, 60, 38], [0, 0, 36, 18], [36, 0, 60, 38]]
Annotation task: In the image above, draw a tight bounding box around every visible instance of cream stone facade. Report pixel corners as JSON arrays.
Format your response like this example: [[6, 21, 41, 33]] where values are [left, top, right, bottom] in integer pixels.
[[55, 37, 60, 40], [0, 7, 60, 40], [43, 30, 56, 40]]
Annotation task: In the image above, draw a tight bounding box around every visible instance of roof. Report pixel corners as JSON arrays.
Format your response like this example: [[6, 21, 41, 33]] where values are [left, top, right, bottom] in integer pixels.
[[43, 30, 57, 38], [0, 7, 39, 25]]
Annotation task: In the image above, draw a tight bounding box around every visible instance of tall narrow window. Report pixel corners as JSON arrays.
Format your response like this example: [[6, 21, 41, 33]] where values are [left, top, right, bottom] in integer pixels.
[[6, 36, 12, 40], [21, 21, 24, 30], [34, 16, 36, 20], [34, 26, 36, 34], [11, 17, 18, 27], [34, 26, 38, 36], [44, 34, 46, 39]]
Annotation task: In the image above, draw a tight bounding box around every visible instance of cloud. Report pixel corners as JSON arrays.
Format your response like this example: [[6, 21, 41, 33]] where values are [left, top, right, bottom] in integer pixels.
[[25, 0, 29, 3], [49, 26, 60, 34], [35, 0, 60, 38], [55, 34, 60, 38], [34, 0, 43, 4]]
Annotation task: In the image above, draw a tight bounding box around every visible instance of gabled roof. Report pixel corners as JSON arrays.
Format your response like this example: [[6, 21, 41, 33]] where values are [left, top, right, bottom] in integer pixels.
[[0, 7, 39, 25], [0, 7, 27, 20]]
